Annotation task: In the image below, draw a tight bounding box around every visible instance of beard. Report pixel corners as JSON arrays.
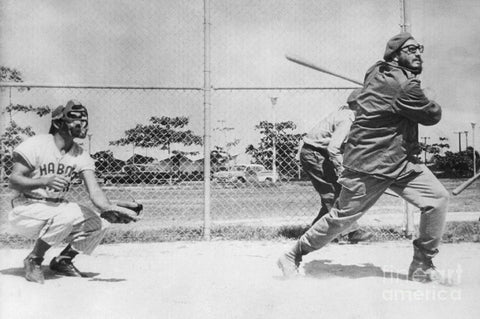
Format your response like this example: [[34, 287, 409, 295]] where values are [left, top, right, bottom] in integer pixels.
[[398, 56, 423, 75]]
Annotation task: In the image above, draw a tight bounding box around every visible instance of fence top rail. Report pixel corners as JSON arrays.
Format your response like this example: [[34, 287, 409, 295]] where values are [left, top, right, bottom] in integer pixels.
[[213, 86, 360, 91], [0, 82, 203, 91], [0, 83, 360, 91]]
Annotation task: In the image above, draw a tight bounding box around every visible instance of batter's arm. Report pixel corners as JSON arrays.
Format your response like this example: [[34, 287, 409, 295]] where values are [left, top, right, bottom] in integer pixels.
[[393, 79, 442, 126]]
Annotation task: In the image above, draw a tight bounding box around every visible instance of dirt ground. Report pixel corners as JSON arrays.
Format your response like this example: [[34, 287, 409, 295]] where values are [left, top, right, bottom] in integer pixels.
[[1, 241, 479, 319]]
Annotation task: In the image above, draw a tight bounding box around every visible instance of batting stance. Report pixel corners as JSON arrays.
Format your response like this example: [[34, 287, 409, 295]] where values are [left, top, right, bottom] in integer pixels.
[[278, 32, 449, 283], [8, 100, 140, 284], [300, 88, 372, 243]]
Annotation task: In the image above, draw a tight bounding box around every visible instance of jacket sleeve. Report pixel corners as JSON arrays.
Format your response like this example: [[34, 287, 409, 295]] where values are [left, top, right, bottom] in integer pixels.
[[393, 79, 442, 126]]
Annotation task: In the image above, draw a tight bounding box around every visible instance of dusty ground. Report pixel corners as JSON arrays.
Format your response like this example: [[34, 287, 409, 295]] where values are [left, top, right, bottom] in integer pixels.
[[1, 241, 479, 319]]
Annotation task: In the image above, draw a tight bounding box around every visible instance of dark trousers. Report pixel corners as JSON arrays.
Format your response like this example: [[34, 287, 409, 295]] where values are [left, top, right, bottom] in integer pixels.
[[299, 144, 342, 225], [300, 166, 449, 259]]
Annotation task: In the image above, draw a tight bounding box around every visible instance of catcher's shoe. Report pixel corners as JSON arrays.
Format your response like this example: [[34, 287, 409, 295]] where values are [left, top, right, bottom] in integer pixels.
[[24, 256, 45, 284], [347, 229, 373, 244], [50, 256, 85, 277], [408, 259, 441, 283]]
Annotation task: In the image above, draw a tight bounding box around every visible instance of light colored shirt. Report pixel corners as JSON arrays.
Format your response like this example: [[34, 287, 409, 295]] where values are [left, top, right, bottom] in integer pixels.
[[13, 134, 95, 199], [302, 105, 355, 170]]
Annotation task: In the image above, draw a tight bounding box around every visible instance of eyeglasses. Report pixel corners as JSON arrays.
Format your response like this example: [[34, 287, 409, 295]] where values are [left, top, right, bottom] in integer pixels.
[[400, 44, 424, 54]]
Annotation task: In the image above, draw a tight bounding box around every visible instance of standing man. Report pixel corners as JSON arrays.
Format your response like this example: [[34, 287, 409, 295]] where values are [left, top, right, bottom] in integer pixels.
[[8, 100, 138, 284], [278, 33, 449, 282], [300, 88, 372, 243]]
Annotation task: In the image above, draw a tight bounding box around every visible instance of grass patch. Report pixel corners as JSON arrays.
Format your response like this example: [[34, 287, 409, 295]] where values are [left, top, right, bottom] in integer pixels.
[[1, 221, 479, 249]]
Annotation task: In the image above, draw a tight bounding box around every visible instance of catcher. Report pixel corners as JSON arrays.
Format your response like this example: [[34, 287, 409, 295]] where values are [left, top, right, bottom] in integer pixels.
[[7, 100, 142, 284]]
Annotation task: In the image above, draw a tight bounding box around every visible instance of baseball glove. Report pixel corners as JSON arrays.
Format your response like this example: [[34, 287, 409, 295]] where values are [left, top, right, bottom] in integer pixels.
[[100, 201, 143, 224]]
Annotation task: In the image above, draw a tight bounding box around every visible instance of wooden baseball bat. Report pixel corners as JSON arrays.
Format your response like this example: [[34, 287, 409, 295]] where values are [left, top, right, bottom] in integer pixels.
[[285, 54, 363, 86], [452, 172, 480, 195]]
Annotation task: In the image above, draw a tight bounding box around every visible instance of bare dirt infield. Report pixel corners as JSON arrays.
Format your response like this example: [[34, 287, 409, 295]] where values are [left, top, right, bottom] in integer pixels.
[[1, 241, 479, 319]]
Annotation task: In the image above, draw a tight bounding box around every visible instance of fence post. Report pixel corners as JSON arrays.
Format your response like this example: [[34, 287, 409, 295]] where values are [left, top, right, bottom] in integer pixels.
[[399, 0, 415, 239], [202, 0, 212, 240]]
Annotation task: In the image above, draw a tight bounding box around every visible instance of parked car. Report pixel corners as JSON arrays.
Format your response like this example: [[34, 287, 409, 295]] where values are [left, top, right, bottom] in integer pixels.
[[212, 164, 278, 186]]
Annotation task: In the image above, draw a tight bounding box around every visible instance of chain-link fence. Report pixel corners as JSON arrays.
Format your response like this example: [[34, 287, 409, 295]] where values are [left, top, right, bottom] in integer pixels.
[[1, 0, 414, 241]]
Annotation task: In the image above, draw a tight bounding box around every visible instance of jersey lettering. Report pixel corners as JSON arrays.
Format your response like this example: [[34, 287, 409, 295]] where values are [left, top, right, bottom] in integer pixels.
[[38, 162, 76, 178]]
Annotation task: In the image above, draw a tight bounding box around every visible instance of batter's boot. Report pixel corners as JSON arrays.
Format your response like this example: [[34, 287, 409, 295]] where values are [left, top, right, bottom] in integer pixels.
[[407, 244, 441, 283], [277, 241, 305, 278], [24, 255, 45, 284]]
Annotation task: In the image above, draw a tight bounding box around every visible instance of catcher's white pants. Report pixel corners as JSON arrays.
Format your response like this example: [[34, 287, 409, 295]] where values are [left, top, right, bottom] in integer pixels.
[[8, 201, 110, 255]]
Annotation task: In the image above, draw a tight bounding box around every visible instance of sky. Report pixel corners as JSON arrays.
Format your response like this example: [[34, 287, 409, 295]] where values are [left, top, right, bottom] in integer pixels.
[[1, 0, 479, 160]]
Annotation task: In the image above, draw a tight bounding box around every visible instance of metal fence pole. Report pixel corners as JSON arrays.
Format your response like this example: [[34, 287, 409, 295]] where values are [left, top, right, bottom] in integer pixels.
[[472, 122, 477, 174], [399, 0, 416, 238], [203, 0, 212, 240]]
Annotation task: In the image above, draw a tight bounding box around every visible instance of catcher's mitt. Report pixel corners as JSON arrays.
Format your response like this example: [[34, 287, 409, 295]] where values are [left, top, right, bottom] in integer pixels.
[[100, 201, 143, 224]]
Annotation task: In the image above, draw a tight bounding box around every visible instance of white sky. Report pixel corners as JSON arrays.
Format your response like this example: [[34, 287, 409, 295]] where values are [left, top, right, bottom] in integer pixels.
[[1, 0, 480, 159]]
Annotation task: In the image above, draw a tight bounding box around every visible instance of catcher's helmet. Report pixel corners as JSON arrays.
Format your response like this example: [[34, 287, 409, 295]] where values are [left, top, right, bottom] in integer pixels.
[[49, 100, 89, 138]]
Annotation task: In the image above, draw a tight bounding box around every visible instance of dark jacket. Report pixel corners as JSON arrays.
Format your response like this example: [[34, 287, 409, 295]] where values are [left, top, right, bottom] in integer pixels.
[[343, 61, 442, 178]]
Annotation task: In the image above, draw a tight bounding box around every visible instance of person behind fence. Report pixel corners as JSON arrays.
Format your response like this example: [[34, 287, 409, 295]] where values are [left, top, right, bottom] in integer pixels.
[[299, 88, 372, 243], [277, 32, 449, 283], [7, 100, 135, 284]]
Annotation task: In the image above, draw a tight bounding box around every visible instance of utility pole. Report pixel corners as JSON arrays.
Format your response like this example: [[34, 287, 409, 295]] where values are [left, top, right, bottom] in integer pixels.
[[464, 131, 469, 149], [454, 131, 463, 152], [472, 123, 477, 173], [420, 136, 430, 163], [270, 97, 278, 182]]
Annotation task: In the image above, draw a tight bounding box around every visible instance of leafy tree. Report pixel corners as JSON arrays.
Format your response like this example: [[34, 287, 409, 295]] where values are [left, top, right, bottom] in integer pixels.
[[1, 66, 52, 178], [431, 137, 450, 155], [0, 66, 23, 82], [431, 149, 475, 178], [92, 150, 126, 172], [212, 120, 240, 171], [246, 120, 303, 179], [109, 116, 203, 155]]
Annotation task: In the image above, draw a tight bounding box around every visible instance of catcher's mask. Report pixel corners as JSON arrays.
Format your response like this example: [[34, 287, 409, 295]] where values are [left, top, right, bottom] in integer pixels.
[[49, 100, 89, 138]]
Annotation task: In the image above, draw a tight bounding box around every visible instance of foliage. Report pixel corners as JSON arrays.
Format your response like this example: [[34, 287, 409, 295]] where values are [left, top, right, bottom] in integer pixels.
[[431, 149, 478, 178], [1, 66, 51, 153], [6, 104, 51, 118], [0, 66, 23, 82], [210, 146, 232, 172], [109, 116, 203, 154], [92, 150, 125, 172], [246, 120, 303, 179], [430, 137, 450, 155], [0, 121, 36, 152]]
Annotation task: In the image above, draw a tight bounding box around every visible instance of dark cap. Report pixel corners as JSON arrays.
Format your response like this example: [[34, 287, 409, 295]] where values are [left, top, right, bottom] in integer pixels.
[[383, 32, 414, 61]]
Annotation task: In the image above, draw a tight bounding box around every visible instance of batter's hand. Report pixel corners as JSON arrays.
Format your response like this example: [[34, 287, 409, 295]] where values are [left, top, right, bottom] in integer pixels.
[[44, 174, 71, 191]]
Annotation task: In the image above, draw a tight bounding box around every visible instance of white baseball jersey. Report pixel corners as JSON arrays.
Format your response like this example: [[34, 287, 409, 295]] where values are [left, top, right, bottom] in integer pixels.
[[13, 134, 95, 199]]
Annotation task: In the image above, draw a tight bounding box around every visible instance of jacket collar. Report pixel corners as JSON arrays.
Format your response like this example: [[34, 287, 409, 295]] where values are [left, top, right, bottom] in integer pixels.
[[383, 61, 418, 79]]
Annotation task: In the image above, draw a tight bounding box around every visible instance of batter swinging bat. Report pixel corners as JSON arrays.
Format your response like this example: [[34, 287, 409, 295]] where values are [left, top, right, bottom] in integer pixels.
[[287, 54, 400, 198], [452, 172, 480, 195], [285, 54, 363, 86]]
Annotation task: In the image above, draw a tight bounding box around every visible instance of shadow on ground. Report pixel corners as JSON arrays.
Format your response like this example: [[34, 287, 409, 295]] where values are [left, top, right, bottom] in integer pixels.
[[304, 259, 408, 280], [0, 267, 124, 282]]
